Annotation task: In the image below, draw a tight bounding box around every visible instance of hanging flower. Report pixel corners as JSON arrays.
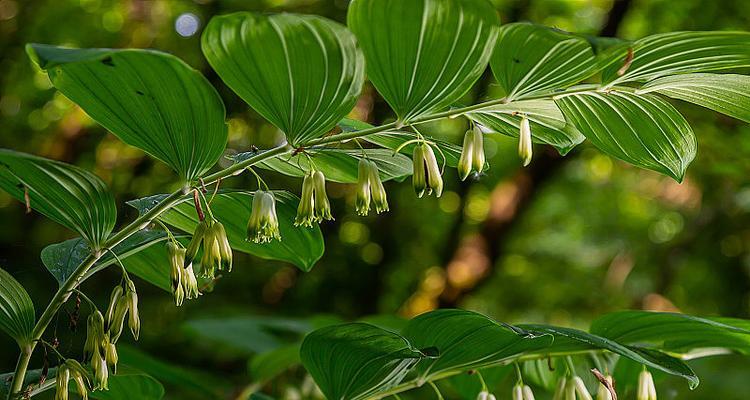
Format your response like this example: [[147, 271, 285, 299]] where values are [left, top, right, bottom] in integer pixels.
[[54, 364, 70, 400], [247, 190, 281, 243], [477, 391, 497, 400], [103, 285, 122, 332], [83, 311, 105, 362], [458, 126, 486, 180], [92, 350, 108, 390], [565, 376, 593, 400], [125, 279, 140, 340], [518, 117, 533, 167], [295, 169, 334, 226], [596, 375, 614, 400], [183, 263, 200, 300], [367, 161, 389, 214], [637, 370, 657, 400], [104, 339, 118, 374], [412, 142, 443, 198], [167, 242, 185, 306], [65, 359, 90, 400], [195, 219, 233, 279], [356, 159, 389, 216], [312, 170, 333, 221]]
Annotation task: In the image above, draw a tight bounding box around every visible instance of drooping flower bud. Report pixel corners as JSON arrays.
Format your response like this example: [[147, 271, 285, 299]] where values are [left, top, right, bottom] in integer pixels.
[[637, 370, 656, 400], [247, 190, 281, 243], [596, 375, 613, 400], [413, 143, 443, 198], [167, 242, 185, 306], [566, 376, 592, 400], [125, 279, 140, 340], [295, 171, 316, 227], [108, 294, 129, 343], [185, 220, 208, 267], [312, 170, 333, 222], [182, 263, 200, 300], [513, 384, 523, 400], [55, 364, 70, 400], [367, 161, 389, 214], [356, 158, 371, 216], [84, 311, 105, 361], [105, 339, 118, 374], [213, 221, 233, 272], [522, 385, 536, 400], [104, 285, 122, 331], [552, 377, 567, 400], [471, 126, 486, 175], [458, 126, 486, 180], [518, 117, 533, 167], [92, 350, 108, 390], [65, 359, 89, 400]]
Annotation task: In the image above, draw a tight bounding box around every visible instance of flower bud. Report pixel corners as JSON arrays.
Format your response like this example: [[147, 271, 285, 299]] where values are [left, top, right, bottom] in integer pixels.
[[105, 340, 118, 374], [572, 376, 592, 400], [84, 311, 105, 361], [65, 360, 89, 400], [356, 158, 371, 216], [596, 376, 613, 400], [458, 129, 475, 181], [413, 143, 443, 198], [519, 117, 533, 167], [513, 384, 523, 400], [125, 280, 140, 340], [108, 295, 129, 344], [367, 160, 389, 214], [200, 220, 221, 279], [182, 263, 200, 300], [104, 285, 123, 331], [637, 370, 656, 400], [213, 221, 233, 272], [247, 190, 281, 243], [476, 392, 488, 400], [522, 385, 536, 400], [552, 377, 567, 400], [92, 350, 108, 390], [185, 220, 208, 267], [295, 171, 316, 227], [55, 365, 70, 400], [168, 242, 185, 306], [312, 170, 333, 222], [471, 126, 486, 174]]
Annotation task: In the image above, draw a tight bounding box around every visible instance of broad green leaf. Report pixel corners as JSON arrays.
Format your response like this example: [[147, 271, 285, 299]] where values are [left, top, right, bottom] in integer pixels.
[[401, 309, 553, 382], [128, 191, 324, 271], [300, 323, 425, 400], [490, 23, 597, 100], [87, 367, 165, 400], [521, 324, 699, 388], [555, 91, 696, 181], [118, 345, 228, 399], [466, 99, 585, 155], [590, 311, 750, 355], [249, 343, 301, 384], [234, 148, 412, 184], [637, 73, 750, 123], [185, 316, 311, 354], [602, 31, 750, 85], [0, 268, 35, 345], [348, 0, 499, 122], [337, 118, 464, 167], [0, 149, 116, 249], [27, 44, 227, 182], [202, 12, 364, 146], [41, 231, 175, 291]]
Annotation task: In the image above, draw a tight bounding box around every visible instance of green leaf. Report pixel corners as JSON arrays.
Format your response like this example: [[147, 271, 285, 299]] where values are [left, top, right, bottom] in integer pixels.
[[490, 23, 597, 100], [602, 31, 750, 85], [337, 118, 464, 167], [184, 316, 311, 354], [521, 324, 699, 388], [202, 12, 364, 146], [0, 149, 116, 249], [27, 44, 227, 182], [347, 0, 499, 122], [0, 267, 35, 346], [88, 367, 165, 400], [41, 231, 176, 291], [300, 323, 425, 400], [555, 91, 697, 181], [466, 99, 585, 155], [249, 343, 301, 384], [118, 345, 228, 399], [234, 148, 412, 184], [637, 73, 750, 123], [401, 309, 553, 382], [128, 191, 324, 271], [590, 311, 750, 355]]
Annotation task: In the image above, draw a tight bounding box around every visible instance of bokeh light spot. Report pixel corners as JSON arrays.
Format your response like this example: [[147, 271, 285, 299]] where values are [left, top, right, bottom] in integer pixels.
[[175, 13, 200, 37]]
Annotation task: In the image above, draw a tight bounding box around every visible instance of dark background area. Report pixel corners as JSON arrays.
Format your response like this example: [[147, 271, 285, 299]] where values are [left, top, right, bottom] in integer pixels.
[[2, 0, 750, 398]]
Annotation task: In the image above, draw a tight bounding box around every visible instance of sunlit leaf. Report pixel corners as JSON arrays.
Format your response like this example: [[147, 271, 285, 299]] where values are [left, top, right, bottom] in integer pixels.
[[638, 73, 750, 123], [128, 191, 324, 271], [555, 91, 696, 181], [300, 323, 424, 400], [401, 309, 553, 381], [0, 149, 116, 249], [0, 267, 35, 346], [202, 12, 364, 145], [490, 23, 597, 100], [348, 0, 499, 122], [27, 44, 227, 182], [602, 31, 750, 85], [466, 99, 585, 155]]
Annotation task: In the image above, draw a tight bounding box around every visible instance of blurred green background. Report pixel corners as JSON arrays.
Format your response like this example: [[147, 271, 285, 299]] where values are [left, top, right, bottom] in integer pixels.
[[2, 0, 750, 398]]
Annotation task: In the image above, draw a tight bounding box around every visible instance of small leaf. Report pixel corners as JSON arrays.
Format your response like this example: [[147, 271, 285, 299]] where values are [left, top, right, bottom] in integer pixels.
[[638, 73, 750, 123], [128, 191, 324, 271], [401, 309, 553, 381], [466, 99, 585, 155], [490, 23, 597, 100], [0, 149, 116, 249], [602, 31, 750, 85], [555, 91, 696, 181], [521, 324, 699, 388], [300, 323, 424, 400], [202, 12, 364, 146], [27, 44, 227, 182], [348, 0, 499, 122], [0, 267, 35, 346], [234, 148, 413, 184]]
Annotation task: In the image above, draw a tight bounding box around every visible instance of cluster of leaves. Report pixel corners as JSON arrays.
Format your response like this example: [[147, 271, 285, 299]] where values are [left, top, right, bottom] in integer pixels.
[[2, 0, 750, 398]]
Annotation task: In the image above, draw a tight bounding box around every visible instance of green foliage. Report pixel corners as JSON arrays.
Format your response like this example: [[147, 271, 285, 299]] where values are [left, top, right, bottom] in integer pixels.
[[26, 45, 227, 183], [0, 268, 34, 346], [202, 12, 365, 146]]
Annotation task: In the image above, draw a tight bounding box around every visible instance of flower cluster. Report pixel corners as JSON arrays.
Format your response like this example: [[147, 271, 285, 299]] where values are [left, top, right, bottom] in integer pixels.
[[168, 241, 200, 306], [247, 190, 282, 243], [458, 126, 486, 180], [513, 383, 536, 400], [356, 158, 389, 216], [54, 359, 90, 400], [295, 169, 334, 227], [413, 142, 444, 198], [186, 217, 232, 279]]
